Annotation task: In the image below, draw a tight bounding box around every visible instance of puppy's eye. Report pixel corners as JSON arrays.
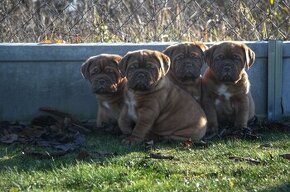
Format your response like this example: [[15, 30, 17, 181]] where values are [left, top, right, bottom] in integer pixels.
[[128, 65, 136, 70], [192, 56, 200, 60], [233, 55, 241, 61], [215, 55, 223, 61], [189, 53, 199, 58], [174, 56, 183, 63], [146, 64, 154, 69], [91, 68, 100, 74], [105, 68, 114, 73]]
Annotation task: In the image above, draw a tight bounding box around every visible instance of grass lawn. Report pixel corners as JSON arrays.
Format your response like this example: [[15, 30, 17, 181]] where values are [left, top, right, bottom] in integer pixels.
[[0, 131, 289, 192]]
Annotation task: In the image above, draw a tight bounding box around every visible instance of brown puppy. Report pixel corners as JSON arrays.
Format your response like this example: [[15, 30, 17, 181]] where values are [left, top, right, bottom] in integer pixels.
[[202, 42, 255, 135], [81, 54, 127, 131], [118, 49, 207, 145], [163, 42, 207, 102]]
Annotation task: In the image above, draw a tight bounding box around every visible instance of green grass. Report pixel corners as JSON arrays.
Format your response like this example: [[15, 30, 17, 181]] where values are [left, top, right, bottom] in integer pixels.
[[1, 132, 290, 192]]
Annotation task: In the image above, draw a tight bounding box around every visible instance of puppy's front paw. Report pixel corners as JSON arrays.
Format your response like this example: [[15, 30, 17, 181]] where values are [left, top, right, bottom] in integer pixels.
[[206, 126, 218, 135], [122, 135, 143, 145], [204, 126, 219, 140]]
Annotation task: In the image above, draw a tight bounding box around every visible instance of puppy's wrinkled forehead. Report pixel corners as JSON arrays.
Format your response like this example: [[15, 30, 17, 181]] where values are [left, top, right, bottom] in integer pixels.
[[214, 43, 245, 58], [183, 44, 203, 55], [128, 50, 162, 66], [88, 54, 119, 69], [174, 44, 203, 56]]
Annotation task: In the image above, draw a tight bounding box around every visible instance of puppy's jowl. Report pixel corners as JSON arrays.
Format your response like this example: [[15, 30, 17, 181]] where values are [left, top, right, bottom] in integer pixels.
[[81, 54, 127, 132], [163, 42, 207, 102], [118, 49, 207, 145], [202, 42, 256, 135]]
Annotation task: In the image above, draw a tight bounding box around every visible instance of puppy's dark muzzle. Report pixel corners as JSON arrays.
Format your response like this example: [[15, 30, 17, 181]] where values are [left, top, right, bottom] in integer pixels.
[[129, 71, 152, 91], [178, 64, 200, 80], [91, 78, 113, 93], [137, 72, 146, 81], [221, 65, 234, 81], [97, 79, 106, 86]]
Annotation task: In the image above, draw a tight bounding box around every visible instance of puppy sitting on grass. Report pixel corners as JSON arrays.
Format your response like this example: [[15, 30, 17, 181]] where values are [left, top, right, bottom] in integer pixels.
[[202, 42, 256, 136], [118, 49, 207, 145], [163, 42, 207, 102], [81, 54, 127, 133]]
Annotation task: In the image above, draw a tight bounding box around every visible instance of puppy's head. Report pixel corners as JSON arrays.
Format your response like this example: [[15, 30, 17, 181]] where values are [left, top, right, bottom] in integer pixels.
[[81, 54, 123, 94], [164, 42, 207, 81], [119, 49, 170, 91], [205, 42, 255, 83]]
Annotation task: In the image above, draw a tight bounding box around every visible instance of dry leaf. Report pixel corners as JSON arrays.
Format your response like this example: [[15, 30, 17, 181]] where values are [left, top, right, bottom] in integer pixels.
[[0, 134, 18, 143], [229, 156, 261, 165], [148, 153, 175, 160], [183, 138, 193, 148], [280, 154, 290, 160], [145, 140, 154, 150], [76, 150, 90, 160]]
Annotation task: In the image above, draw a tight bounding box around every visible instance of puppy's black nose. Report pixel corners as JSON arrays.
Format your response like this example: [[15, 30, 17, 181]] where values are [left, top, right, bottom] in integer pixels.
[[98, 79, 106, 85], [185, 63, 193, 68], [224, 66, 231, 72], [138, 73, 146, 79]]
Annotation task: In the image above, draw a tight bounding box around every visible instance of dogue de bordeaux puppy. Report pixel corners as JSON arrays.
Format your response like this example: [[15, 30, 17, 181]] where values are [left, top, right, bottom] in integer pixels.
[[163, 42, 207, 102], [202, 42, 255, 136], [118, 49, 207, 145], [81, 54, 127, 132]]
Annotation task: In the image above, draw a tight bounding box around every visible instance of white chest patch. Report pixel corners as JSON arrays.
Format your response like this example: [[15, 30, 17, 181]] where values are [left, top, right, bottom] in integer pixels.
[[126, 91, 137, 121], [217, 84, 232, 100], [214, 99, 221, 106], [102, 101, 110, 110]]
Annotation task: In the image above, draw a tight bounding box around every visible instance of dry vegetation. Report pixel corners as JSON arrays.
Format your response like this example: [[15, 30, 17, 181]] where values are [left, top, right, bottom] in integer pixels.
[[0, 0, 289, 43]]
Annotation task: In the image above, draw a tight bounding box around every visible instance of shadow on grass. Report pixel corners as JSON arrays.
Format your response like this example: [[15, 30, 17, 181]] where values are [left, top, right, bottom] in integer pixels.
[[258, 182, 290, 192], [0, 130, 289, 173], [0, 131, 144, 172]]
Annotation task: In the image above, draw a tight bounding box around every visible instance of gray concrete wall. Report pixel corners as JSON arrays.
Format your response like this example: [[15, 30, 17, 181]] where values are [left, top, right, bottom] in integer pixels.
[[282, 41, 290, 116], [0, 42, 288, 122]]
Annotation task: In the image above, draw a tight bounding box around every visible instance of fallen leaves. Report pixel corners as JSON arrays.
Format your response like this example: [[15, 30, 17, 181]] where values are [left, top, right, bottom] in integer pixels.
[[182, 139, 209, 149], [39, 107, 91, 133], [0, 133, 18, 144], [182, 138, 193, 149], [145, 140, 154, 150], [0, 107, 90, 158], [216, 127, 262, 140], [265, 121, 290, 132], [279, 154, 290, 160], [204, 118, 290, 141]]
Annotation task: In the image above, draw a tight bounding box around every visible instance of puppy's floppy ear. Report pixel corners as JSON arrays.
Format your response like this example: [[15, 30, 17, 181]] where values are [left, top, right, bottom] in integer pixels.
[[112, 54, 123, 63], [204, 45, 216, 68], [112, 54, 124, 77], [157, 51, 171, 76], [194, 42, 208, 52], [192, 42, 208, 66], [163, 44, 176, 57], [119, 52, 132, 76], [81, 58, 92, 79], [242, 44, 255, 69]]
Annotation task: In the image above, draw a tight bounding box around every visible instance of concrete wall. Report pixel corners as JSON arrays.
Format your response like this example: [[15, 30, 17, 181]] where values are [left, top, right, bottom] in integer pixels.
[[282, 41, 290, 116], [0, 42, 289, 122]]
